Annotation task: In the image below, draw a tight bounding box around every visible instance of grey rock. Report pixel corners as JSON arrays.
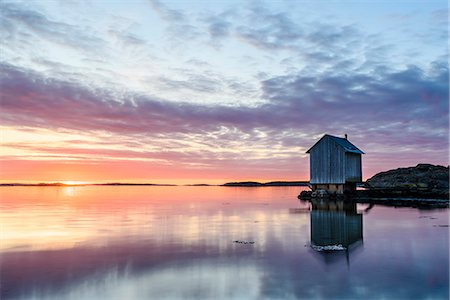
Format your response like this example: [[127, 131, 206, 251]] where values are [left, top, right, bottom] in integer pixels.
[[365, 164, 449, 191]]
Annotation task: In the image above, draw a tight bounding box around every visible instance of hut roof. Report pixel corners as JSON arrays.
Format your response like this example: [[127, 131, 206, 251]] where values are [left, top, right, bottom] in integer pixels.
[[306, 134, 365, 154]]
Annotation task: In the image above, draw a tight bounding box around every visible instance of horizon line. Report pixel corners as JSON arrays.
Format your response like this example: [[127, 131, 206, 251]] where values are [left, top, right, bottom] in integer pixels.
[[0, 180, 312, 187]]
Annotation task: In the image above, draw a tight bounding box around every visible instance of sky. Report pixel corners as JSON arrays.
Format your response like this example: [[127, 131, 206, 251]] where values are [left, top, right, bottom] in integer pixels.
[[0, 0, 448, 184]]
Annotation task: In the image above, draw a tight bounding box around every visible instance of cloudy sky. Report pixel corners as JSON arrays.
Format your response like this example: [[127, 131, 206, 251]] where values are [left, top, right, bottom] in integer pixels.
[[1, 0, 448, 184]]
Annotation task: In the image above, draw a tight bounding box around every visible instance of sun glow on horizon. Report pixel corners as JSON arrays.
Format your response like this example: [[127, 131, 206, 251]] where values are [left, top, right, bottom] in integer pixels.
[[59, 181, 90, 185]]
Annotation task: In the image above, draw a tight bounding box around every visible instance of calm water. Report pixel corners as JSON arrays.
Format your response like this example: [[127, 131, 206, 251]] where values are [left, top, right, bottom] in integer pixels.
[[1, 186, 448, 300]]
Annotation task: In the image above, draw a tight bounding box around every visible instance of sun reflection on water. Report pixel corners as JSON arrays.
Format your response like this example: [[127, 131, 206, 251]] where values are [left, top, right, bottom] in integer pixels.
[[62, 186, 76, 197], [1, 186, 448, 300]]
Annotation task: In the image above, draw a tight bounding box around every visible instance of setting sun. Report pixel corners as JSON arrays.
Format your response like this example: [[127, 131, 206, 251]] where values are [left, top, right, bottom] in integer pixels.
[[59, 181, 90, 186]]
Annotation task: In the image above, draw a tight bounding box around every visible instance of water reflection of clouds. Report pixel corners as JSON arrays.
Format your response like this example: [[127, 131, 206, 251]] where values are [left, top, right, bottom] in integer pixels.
[[13, 260, 262, 300], [3, 217, 448, 300], [2, 189, 309, 253], [1, 239, 263, 299], [1, 187, 448, 299]]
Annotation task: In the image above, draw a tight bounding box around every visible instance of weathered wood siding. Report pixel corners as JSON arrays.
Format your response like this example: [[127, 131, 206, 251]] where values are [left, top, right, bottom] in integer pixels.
[[345, 153, 362, 182], [310, 136, 346, 184]]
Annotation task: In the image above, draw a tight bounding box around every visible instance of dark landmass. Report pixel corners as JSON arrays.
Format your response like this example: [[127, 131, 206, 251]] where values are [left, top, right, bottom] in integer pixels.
[[299, 164, 449, 208], [300, 192, 449, 209], [0, 182, 177, 187], [222, 181, 263, 186], [1, 181, 309, 187], [264, 181, 310, 186], [222, 181, 309, 187], [0, 182, 70, 187], [299, 190, 449, 208], [365, 163, 449, 191], [93, 183, 177, 186], [353, 196, 448, 208], [364, 163, 449, 201]]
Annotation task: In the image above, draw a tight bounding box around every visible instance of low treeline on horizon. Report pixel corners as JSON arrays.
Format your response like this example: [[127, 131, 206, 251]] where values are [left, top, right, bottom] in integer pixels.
[[0, 181, 310, 187], [1, 163, 448, 189]]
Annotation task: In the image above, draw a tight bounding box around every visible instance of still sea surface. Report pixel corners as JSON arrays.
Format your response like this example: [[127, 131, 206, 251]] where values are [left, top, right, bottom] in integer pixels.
[[1, 186, 448, 300]]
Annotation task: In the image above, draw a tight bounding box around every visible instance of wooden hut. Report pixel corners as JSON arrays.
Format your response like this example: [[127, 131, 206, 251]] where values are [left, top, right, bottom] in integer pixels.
[[306, 134, 364, 193]]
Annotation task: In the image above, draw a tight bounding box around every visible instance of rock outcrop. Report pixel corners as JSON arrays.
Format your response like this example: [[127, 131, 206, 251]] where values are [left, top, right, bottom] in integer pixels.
[[299, 164, 449, 206], [365, 164, 449, 191]]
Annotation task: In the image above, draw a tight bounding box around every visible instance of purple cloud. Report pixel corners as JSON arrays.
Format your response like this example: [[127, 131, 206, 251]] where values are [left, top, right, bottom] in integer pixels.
[[0, 1, 447, 179], [1, 2, 104, 52], [1, 59, 447, 154]]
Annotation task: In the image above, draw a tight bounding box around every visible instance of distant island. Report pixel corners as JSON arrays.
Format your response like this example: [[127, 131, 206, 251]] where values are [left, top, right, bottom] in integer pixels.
[[2, 165, 447, 194], [0, 181, 310, 187], [0, 182, 177, 187], [0, 182, 73, 187], [222, 181, 309, 187], [93, 183, 177, 186]]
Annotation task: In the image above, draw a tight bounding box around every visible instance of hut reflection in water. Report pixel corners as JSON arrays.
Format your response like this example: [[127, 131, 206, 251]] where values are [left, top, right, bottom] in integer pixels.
[[309, 200, 363, 262]]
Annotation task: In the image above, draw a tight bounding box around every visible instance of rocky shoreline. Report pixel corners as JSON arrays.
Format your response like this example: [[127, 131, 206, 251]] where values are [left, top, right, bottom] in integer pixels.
[[298, 190, 449, 208], [365, 164, 448, 191], [299, 164, 449, 208]]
